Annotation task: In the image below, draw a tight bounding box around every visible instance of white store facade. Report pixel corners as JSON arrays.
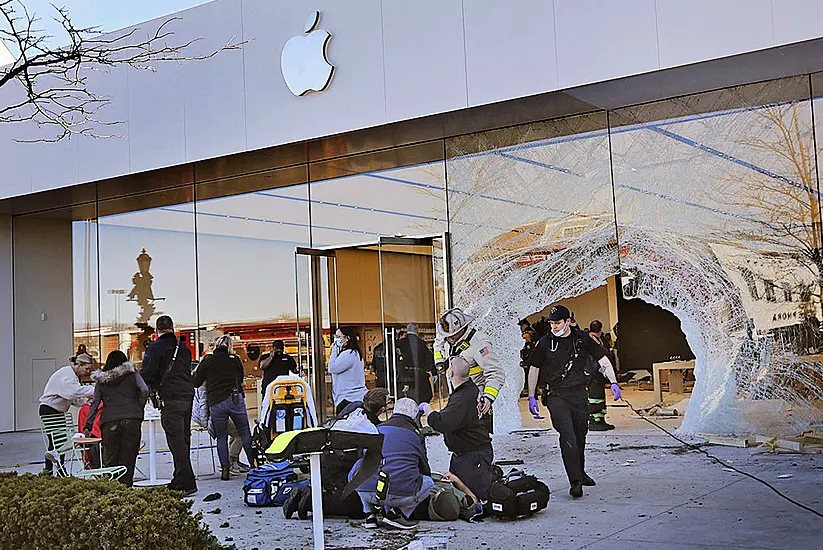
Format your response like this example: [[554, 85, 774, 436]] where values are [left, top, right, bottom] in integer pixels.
[[2, 0, 823, 434]]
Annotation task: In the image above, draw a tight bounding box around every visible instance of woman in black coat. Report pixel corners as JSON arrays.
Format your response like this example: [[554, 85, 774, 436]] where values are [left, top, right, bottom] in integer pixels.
[[84, 350, 149, 486]]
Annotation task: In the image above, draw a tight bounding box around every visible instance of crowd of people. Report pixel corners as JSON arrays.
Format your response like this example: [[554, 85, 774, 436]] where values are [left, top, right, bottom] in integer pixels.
[[36, 301, 623, 527]]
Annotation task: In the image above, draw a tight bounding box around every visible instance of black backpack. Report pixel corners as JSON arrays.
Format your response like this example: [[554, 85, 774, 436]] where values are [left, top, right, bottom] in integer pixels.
[[487, 470, 550, 519]]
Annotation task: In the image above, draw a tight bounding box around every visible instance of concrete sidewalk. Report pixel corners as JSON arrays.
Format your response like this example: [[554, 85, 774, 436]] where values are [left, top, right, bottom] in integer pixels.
[[2, 402, 821, 549]]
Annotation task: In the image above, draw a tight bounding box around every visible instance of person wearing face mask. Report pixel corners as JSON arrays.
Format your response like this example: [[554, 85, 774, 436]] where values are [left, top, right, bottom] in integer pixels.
[[527, 305, 621, 499], [433, 308, 505, 432], [328, 327, 368, 415]]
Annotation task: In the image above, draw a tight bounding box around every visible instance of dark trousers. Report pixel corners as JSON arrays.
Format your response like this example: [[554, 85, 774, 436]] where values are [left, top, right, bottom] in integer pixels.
[[587, 374, 607, 423], [546, 388, 589, 484], [450, 446, 494, 501], [101, 418, 142, 486], [161, 399, 197, 491], [323, 490, 367, 519], [39, 404, 63, 474], [209, 394, 255, 469], [86, 444, 102, 469]]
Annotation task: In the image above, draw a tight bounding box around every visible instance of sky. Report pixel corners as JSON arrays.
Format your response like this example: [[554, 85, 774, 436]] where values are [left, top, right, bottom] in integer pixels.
[[17, 1, 213, 42]]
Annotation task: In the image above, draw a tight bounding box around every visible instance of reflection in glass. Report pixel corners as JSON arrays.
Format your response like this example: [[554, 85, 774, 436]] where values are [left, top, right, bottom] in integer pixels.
[[73, 218, 101, 361], [97, 189, 198, 364], [310, 162, 447, 247], [195, 183, 312, 416]]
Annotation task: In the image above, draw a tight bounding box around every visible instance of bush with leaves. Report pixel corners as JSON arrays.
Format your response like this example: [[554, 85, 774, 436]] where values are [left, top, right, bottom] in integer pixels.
[[0, 472, 234, 550]]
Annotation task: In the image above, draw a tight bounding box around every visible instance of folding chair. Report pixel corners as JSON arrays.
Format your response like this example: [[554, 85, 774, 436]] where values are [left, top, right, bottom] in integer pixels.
[[191, 423, 217, 477], [39, 413, 127, 481]]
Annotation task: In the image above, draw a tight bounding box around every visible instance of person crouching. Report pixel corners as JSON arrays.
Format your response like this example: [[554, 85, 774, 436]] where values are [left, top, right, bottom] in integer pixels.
[[419, 355, 495, 503], [350, 398, 434, 530]]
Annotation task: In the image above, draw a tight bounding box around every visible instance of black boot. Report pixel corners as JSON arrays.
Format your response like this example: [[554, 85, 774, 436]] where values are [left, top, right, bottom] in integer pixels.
[[582, 473, 596, 486], [221, 467, 231, 481], [297, 485, 313, 520], [569, 481, 583, 498], [588, 419, 615, 431]]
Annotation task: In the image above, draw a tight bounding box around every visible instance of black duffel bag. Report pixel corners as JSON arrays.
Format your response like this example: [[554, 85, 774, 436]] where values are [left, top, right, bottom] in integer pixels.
[[487, 470, 550, 519]]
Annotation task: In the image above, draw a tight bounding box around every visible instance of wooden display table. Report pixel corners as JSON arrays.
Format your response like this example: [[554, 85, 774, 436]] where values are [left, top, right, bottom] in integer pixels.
[[652, 360, 695, 403]]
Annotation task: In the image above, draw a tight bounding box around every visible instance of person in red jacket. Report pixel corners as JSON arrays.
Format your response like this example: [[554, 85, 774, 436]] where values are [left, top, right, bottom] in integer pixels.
[[77, 401, 103, 468]]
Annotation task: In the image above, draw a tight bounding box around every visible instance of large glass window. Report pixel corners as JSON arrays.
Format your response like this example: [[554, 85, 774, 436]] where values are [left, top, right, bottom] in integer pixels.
[[610, 76, 822, 434], [195, 170, 311, 410], [445, 113, 617, 433], [97, 187, 198, 364]]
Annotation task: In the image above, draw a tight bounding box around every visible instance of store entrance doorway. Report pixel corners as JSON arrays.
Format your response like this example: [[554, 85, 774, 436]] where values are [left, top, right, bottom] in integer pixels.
[[294, 234, 452, 421]]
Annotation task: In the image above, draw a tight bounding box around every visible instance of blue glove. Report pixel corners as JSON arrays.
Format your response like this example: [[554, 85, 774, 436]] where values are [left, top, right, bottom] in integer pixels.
[[611, 383, 622, 401], [418, 402, 429, 413], [528, 396, 539, 416]]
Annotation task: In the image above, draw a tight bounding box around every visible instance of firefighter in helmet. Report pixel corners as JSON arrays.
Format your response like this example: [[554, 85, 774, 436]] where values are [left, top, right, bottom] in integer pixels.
[[434, 308, 505, 431]]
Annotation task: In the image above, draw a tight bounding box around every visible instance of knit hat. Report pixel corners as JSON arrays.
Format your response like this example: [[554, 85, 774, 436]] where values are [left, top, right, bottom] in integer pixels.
[[392, 397, 418, 419], [428, 486, 461, 521], [75, 353, 94, 365]]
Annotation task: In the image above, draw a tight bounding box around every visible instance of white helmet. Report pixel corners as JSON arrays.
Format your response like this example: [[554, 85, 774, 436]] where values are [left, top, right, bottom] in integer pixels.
[[437, 308, 474, 338]]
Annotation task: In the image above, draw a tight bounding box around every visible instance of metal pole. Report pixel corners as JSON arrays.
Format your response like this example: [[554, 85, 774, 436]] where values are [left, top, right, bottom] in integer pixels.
[[148, 421, 157, 483], [309, 453, 324, 550]]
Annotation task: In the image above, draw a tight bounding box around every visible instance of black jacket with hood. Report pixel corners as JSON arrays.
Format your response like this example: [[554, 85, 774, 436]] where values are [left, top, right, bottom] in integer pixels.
[[85, 362, 149, 430]]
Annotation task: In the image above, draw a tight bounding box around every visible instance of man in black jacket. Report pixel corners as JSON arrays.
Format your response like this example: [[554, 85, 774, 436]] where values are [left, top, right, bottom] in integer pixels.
[[420, 356, 494, 502], [527, 305, 621, 499], [259, 340, 298, 401], [141, 315, 197, 495], [396, 323, 437, 404]]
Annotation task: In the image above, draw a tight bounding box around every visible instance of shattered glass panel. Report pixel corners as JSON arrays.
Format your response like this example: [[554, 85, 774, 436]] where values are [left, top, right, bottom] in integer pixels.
[[446, 113, 618, 433], [612, 76, 823, 435]]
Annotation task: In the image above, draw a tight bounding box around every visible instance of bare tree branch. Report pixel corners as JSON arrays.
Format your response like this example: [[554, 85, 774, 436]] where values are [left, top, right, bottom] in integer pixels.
[[0, 0, 245, 141]]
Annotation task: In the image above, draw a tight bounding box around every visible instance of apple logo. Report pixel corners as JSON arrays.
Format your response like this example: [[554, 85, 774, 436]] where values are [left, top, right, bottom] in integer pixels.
[[281, 10, 335, 96]]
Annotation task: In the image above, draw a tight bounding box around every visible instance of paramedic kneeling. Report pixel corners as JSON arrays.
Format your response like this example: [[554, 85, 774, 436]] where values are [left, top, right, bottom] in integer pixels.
[[527, 305, 621, 499], [420, 355, 494, 502]]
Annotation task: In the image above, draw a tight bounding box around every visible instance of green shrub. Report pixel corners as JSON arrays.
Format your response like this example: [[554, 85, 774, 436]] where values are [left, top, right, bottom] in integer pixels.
[[0, 472, 234, 550]]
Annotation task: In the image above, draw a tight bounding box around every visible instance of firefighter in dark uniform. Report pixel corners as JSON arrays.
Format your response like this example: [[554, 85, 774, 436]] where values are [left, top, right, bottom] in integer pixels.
[[527, 305, 621, 498]]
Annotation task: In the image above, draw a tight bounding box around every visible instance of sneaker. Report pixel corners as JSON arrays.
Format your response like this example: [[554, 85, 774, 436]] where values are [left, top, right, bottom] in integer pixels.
[[582, 473, 596, 486], [229, 461, 250, 475], [382, 508, 418, 530], [362, 513, 380, 529], [569, 481, 583, 498]]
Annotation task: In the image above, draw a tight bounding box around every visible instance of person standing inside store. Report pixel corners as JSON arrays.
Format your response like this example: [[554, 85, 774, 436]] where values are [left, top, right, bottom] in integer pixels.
[[84, 350, 149, 486], [193, 335, 256, 481], [586, 320, 616, 431], [141, 315, 197, 495], [527, 305, 621, 498], [259, 340, 299, 402], [520, 327, 537, 397], [396, 323, 437, 405], [70, 343, 88, 364], [419, 355, 494, 503], [38, 353, 96, 474], [328, 327, 367, 415], [433, 308, 505, 432]]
